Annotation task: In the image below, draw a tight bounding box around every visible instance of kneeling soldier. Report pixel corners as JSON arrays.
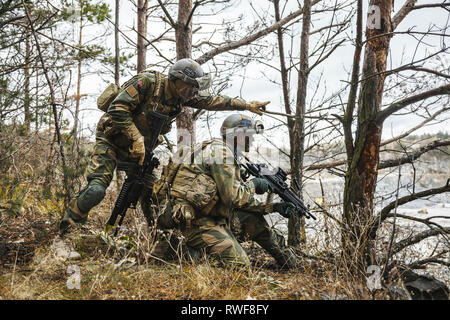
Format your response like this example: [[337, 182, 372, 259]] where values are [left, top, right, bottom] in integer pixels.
[[153, 114, 301, 269]]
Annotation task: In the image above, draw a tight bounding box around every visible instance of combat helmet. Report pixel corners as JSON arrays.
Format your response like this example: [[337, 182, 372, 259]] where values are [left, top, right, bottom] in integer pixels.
[[220, 114, 264, 137], [221, 114, 263, 153], [168, 58, 211, 91]]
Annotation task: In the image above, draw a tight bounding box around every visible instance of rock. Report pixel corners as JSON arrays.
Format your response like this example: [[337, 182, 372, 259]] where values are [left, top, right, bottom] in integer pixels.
[[52, 236, 81, 261], [384, 261, 449, 300]]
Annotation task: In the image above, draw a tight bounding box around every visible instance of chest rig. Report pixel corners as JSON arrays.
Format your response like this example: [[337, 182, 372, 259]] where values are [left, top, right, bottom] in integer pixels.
[[132, 71, 182, 138]]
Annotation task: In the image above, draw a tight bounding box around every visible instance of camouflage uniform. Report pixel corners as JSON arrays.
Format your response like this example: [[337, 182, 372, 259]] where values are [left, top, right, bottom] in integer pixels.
[[61, 70, 254, 232], [155, 138, 299, 268]]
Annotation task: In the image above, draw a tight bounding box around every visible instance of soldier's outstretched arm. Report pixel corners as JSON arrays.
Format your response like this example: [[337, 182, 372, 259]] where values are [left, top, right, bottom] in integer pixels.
[[185, 93, 269, 116]]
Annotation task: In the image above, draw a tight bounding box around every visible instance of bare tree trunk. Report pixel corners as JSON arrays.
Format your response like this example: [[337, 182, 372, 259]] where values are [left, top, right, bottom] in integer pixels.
[[34, 57, 39, 130], [114, 0, 120, 85], [273, 0, 294, 146], [342, 0, 393, 274], [288, 0, 311, 247], [175, 0, 195, 147], [22, 0, 69, 201], [24, 27, 31, 133], [73, 12, 83, 150], [137, 0, 148, 73]]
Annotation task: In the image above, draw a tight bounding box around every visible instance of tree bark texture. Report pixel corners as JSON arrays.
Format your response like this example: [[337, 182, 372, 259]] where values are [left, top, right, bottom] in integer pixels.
[[288, 0, 311, 247], [114, 0, 120, 85], [73, 12, 83, 150], [175, 0, 195, 147], [137, 0, 148, 73], [24, 27, 31, 133], [342, 0, 393, 274]]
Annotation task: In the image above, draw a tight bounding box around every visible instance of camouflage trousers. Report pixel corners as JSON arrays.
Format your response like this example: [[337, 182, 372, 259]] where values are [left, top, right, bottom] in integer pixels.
[[66, 136, 156, 222], [156, 202, 297, 268], [184, 217, 251, 267], [231, 210, 299, 269]]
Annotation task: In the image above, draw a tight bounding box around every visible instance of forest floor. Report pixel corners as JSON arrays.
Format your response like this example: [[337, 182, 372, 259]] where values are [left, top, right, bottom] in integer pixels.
[[0, 204, 388, 300], [0, 135, 447, 300]]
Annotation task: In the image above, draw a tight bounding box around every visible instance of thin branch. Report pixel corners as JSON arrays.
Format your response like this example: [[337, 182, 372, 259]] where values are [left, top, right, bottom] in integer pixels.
[[185, 0, 199, 30], [377, 84, 450, 123], [378, 179, 450, 223], [390, 227, 450, 256], [406, 252, 450, 269], [380, 107, 450, 146], [156, 0, 176, 28], [195, 0, 321, 65], [392, 0, 418, 30], [343, 0, 362, 164], [379, 139, 450, 169], [21, 0, 68, 195], [387, 66, 450, 80]]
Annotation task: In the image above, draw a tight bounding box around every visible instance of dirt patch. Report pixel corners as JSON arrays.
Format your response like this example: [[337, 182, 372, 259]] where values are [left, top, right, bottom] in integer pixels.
[[0, 214, 58, 270]]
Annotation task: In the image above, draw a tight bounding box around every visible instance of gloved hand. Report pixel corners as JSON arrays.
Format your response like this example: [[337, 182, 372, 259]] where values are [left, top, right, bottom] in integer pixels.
[[245, 101, 270, 115], [251, 178, 271, 194], [125, 125, 145, 165], [129, 136, 145, 165], [273, 202, 296, 218]]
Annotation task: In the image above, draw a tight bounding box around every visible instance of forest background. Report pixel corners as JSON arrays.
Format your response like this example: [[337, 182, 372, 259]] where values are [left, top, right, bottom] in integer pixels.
[[0, 0, 449, 300]]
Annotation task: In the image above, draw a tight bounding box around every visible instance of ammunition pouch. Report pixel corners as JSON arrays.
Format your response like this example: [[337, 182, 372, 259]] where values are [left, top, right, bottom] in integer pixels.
[[154, 154, 219, 219]]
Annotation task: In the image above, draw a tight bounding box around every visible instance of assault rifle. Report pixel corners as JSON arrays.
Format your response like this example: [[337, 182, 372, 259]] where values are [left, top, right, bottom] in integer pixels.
[[106, 111, 169, 236], [240, 158, 316, 220]]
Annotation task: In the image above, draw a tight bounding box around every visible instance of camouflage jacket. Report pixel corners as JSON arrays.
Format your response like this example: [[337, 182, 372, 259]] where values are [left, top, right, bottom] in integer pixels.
[[96, 71, 247, 150], [174, 139, 271, 226]]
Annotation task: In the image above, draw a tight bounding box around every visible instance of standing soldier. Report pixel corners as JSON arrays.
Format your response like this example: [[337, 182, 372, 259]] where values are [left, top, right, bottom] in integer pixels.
[[153, 114, 301, 269], [59, 59, 269, 235]]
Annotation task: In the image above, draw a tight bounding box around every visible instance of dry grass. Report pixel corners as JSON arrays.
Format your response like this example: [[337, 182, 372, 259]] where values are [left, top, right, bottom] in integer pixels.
[[0, 203, 388, 300], [0, 129, 423, 300]]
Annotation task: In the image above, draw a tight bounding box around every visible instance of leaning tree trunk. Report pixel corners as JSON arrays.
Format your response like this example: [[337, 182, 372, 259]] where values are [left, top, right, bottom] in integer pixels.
[[175, 0, 195, 147], [342, 0, 393, 275], [73, 12, 83, 151]]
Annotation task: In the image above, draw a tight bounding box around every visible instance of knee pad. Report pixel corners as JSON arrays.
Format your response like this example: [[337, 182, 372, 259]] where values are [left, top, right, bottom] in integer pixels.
[[77, 181, 106, 214]]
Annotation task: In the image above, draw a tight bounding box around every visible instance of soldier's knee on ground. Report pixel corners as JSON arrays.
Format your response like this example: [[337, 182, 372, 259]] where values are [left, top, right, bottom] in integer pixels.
[[215, 241, 250, 267], [203, 227, 250, 267]]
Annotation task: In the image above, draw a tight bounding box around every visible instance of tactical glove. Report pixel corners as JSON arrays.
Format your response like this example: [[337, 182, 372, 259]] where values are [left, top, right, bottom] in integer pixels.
[[245, 101, 270, 116], [251, 178, 271, 194], [273, 202, 296, 218], [125, 125, 145, 165], [129, 136, 145, 165]]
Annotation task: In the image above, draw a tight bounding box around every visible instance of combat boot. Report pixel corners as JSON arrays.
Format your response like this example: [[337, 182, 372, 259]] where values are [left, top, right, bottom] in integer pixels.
[[59, 199, 88, 235], [257, 229, 303, 270], [267, 245, 303, 270]]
